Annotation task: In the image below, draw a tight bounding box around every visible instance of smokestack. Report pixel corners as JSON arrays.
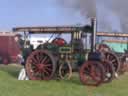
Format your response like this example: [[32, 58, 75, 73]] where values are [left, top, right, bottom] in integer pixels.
[[91, 17, 97, 52]]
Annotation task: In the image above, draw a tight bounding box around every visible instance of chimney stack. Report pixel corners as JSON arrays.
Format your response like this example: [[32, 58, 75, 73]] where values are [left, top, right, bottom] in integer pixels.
[[91, 17, 97, 52]]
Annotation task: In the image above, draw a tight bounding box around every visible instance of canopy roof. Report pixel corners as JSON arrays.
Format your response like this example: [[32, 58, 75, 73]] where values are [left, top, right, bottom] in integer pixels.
[[13, 26, 128, 37]]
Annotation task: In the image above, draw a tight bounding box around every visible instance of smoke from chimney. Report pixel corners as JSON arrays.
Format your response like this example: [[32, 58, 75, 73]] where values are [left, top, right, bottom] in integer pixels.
[[56, 0, 96, 18], [99, 0, 128, 33], [56, 0, 128, 33]]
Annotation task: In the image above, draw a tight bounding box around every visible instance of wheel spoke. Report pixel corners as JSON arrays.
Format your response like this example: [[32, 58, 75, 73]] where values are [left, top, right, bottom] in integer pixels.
[[41, 56, 48, 64], [32, 57, 39, 64], [45, 67, 52, 72], [32, 67, 39, 73], [109, 55, 114, 61], [39, 53, 45, 63], [91, 65, 101, 81], [90, 65, 95, 77], [38, 52, 45, 63], [43, 69, 50, 76], [35, 54, 41, 63], [106, 54, 110, 60], [44, 64, 52, 67], [44, 58, 50, 64], [111, 59, 116, 63]]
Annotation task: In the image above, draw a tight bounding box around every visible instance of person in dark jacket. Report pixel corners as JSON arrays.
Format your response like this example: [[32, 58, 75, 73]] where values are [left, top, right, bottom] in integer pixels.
[[14, 34, 24, 50], [15, 34, 33, 80], [14, 34, 25, 64], [22, 40, 33, 65], [14, 34, 29, 80]]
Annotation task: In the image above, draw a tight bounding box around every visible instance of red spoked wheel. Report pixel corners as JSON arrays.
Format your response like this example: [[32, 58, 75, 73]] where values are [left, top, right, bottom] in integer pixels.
[[103, 51, 120, 73], [102, 60, 115, 83], [52, 38, 67, 46], [79, 61, 105, 86], [25, 50, 56, 80]]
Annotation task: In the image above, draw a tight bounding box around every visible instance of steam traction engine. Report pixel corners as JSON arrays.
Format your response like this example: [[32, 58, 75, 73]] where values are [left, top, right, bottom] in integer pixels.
[[13, 19, 118, 86], [96, 33, 128, 74]]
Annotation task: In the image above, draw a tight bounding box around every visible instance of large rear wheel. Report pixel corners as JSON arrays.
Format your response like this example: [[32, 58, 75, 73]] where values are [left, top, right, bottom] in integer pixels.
[[25, 50, 56, 80], [103, 51, 120, 73]]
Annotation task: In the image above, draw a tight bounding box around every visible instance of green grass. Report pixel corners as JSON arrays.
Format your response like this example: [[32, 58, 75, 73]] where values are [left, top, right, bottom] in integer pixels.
[[0, 64, 128, 96]]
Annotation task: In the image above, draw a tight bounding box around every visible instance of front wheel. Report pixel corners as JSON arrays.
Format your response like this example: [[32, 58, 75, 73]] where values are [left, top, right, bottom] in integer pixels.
[[59, 60, 72, 80], [79, 61, 105, 86]]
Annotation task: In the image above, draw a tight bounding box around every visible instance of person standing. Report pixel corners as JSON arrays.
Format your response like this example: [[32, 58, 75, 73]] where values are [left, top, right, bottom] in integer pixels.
[[14, 34, 31, 80]]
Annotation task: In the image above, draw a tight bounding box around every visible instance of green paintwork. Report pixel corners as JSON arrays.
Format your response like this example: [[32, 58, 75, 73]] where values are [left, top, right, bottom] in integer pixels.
[[103, 42, 128, 53]]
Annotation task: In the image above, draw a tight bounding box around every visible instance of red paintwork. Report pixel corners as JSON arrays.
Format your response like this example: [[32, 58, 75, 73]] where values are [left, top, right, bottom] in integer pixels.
[[0, 35, 20, 64], [26, 50, 55, 80], [52, 38, 66, 46]]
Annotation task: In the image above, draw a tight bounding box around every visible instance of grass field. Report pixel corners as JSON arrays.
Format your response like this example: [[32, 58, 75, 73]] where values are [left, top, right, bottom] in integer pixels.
[[0, 64, 128, 96]]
